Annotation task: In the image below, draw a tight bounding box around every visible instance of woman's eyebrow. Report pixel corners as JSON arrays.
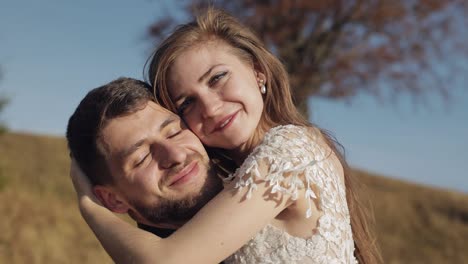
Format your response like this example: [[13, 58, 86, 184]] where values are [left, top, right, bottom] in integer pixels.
[[198, 64, 223, 82], [173, 64, 224, 103]]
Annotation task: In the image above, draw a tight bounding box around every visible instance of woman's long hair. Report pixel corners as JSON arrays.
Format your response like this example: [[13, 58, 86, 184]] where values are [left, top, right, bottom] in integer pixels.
[[145, 8, 382, 264]]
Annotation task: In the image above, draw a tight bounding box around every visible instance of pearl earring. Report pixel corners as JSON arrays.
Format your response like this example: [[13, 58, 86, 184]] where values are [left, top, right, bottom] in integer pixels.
[[259, 79, 266, 94]]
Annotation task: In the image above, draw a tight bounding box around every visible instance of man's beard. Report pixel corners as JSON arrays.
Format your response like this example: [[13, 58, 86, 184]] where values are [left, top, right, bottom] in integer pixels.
[[130, 160, 222, 225]]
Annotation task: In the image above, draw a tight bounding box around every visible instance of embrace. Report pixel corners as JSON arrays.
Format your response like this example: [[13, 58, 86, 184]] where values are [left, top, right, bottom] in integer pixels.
[[67, 9, 380, 264]]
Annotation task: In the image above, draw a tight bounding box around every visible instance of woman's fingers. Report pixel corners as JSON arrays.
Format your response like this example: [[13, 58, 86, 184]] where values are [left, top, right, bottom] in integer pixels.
[[70, 159, 94, 198]]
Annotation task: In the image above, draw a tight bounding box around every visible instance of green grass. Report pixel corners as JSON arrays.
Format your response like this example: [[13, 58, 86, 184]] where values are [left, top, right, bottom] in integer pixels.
[[0, 132, 467, 263]]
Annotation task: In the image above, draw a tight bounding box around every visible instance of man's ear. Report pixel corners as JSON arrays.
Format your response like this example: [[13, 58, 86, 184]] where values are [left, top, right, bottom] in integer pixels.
[[93, 185, 130, 214]]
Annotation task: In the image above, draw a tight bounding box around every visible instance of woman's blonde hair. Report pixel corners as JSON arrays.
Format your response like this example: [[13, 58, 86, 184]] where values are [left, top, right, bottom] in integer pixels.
[[146, 8, 382, 264]]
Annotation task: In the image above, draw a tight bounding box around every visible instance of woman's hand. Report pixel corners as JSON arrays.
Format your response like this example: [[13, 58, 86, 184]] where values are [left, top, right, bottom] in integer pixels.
[[69, 159, 101, 205], [69, 159, 157, 264]]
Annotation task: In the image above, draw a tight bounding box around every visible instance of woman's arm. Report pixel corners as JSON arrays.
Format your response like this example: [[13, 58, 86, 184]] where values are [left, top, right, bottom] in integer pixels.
[[79, 196, 165, 263], [71, 159, 295, 264], [71, 160, 165, 263], [71, 126, 326, 264]]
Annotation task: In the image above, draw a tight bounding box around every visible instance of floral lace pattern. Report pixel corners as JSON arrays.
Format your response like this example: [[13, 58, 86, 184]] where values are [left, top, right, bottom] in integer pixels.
[[224, 125, 357, 264]]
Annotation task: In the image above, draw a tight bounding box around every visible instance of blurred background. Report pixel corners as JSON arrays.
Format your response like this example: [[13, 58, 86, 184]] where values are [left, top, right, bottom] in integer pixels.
[[1, 0, 467, 263]]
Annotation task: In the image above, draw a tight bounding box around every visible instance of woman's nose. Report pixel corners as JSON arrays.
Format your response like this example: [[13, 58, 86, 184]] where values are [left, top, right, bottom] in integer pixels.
[[200, 93, 222, 119]]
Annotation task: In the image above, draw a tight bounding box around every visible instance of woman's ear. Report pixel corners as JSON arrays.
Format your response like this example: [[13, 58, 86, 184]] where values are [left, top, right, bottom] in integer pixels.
[[257, 72, 267, 84], [93, 185, 130, 214], [254, 68, 267, 85]]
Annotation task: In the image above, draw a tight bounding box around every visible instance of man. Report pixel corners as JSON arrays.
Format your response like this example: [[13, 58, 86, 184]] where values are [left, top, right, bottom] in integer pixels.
[[66, 77, 223, 236]]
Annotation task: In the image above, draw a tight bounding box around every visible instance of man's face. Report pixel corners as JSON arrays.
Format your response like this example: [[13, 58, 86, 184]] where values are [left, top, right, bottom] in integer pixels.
[[99, 101, 221, 226]]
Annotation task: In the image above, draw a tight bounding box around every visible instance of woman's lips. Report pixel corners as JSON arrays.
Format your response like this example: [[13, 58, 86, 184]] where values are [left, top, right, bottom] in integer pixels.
[[212, 110, 239, 133], [168, 161, 199, 187]]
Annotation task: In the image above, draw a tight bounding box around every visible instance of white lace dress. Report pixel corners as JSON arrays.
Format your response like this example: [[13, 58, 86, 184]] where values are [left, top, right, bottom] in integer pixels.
[[223, 125, 357, 264]]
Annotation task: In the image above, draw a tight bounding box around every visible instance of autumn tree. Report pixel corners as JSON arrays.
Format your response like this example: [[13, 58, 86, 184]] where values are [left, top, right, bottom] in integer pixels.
[[147, 0, 468, 117]]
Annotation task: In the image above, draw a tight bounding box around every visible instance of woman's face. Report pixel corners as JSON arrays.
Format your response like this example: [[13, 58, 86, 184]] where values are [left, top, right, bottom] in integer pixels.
[[167, 41, 265, 153]]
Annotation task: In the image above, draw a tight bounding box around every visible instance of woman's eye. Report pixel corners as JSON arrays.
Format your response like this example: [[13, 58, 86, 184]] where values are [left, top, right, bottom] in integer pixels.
[[209, 71, 227, 86], [177, 98, 194, 115]]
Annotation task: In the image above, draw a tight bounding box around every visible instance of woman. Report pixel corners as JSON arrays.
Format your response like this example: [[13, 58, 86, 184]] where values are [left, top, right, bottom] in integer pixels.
[[72, 8, 381, 263]]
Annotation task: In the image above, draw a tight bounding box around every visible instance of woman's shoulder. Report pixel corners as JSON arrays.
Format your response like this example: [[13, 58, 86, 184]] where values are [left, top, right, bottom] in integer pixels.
[[229, 124, 323, 201], [257, 124, 328, 159], [232, 124, 330, 184], [264, 124, 320, 140], [230, 124, 342, 217]]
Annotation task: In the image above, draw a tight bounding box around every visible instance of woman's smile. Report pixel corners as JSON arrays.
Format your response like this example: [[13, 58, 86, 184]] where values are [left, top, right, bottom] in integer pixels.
[[168, 41, 265, 153]]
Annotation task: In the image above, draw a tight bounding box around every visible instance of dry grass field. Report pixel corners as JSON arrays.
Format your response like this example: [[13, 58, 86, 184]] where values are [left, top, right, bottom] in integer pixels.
[[0, 132, 467, 263]]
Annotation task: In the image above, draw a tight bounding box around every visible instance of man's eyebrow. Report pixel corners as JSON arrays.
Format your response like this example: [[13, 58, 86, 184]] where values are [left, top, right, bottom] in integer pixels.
[[159, 115, 178, 131], [119, 116, 178, 159], [119, 138, 146, 159], [173, 64, 222, 103]]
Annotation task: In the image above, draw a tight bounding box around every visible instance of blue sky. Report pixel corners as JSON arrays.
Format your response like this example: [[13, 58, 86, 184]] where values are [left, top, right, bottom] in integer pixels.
[[1, 0, 467, 192]]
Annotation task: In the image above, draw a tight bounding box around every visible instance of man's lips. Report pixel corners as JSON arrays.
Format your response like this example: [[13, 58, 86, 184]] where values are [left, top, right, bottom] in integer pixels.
[[211, 110, 239, 133], [168, 161, 199, 187]]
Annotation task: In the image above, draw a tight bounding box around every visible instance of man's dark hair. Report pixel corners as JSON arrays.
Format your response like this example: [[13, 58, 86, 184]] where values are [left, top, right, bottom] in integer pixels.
[[66, 77, 155, 185]]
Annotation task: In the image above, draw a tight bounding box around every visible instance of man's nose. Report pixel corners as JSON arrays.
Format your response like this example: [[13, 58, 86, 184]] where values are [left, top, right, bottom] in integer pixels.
[[158, 142, 187, 169]]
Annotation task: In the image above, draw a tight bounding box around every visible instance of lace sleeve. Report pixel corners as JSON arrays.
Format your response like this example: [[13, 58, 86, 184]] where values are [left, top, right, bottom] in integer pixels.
[[224, 125, 357, 264], [227, 125, 337, 218]]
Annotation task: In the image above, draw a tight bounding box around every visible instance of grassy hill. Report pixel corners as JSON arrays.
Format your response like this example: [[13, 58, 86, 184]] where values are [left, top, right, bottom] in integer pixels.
[[1, 132, 467, 263]]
